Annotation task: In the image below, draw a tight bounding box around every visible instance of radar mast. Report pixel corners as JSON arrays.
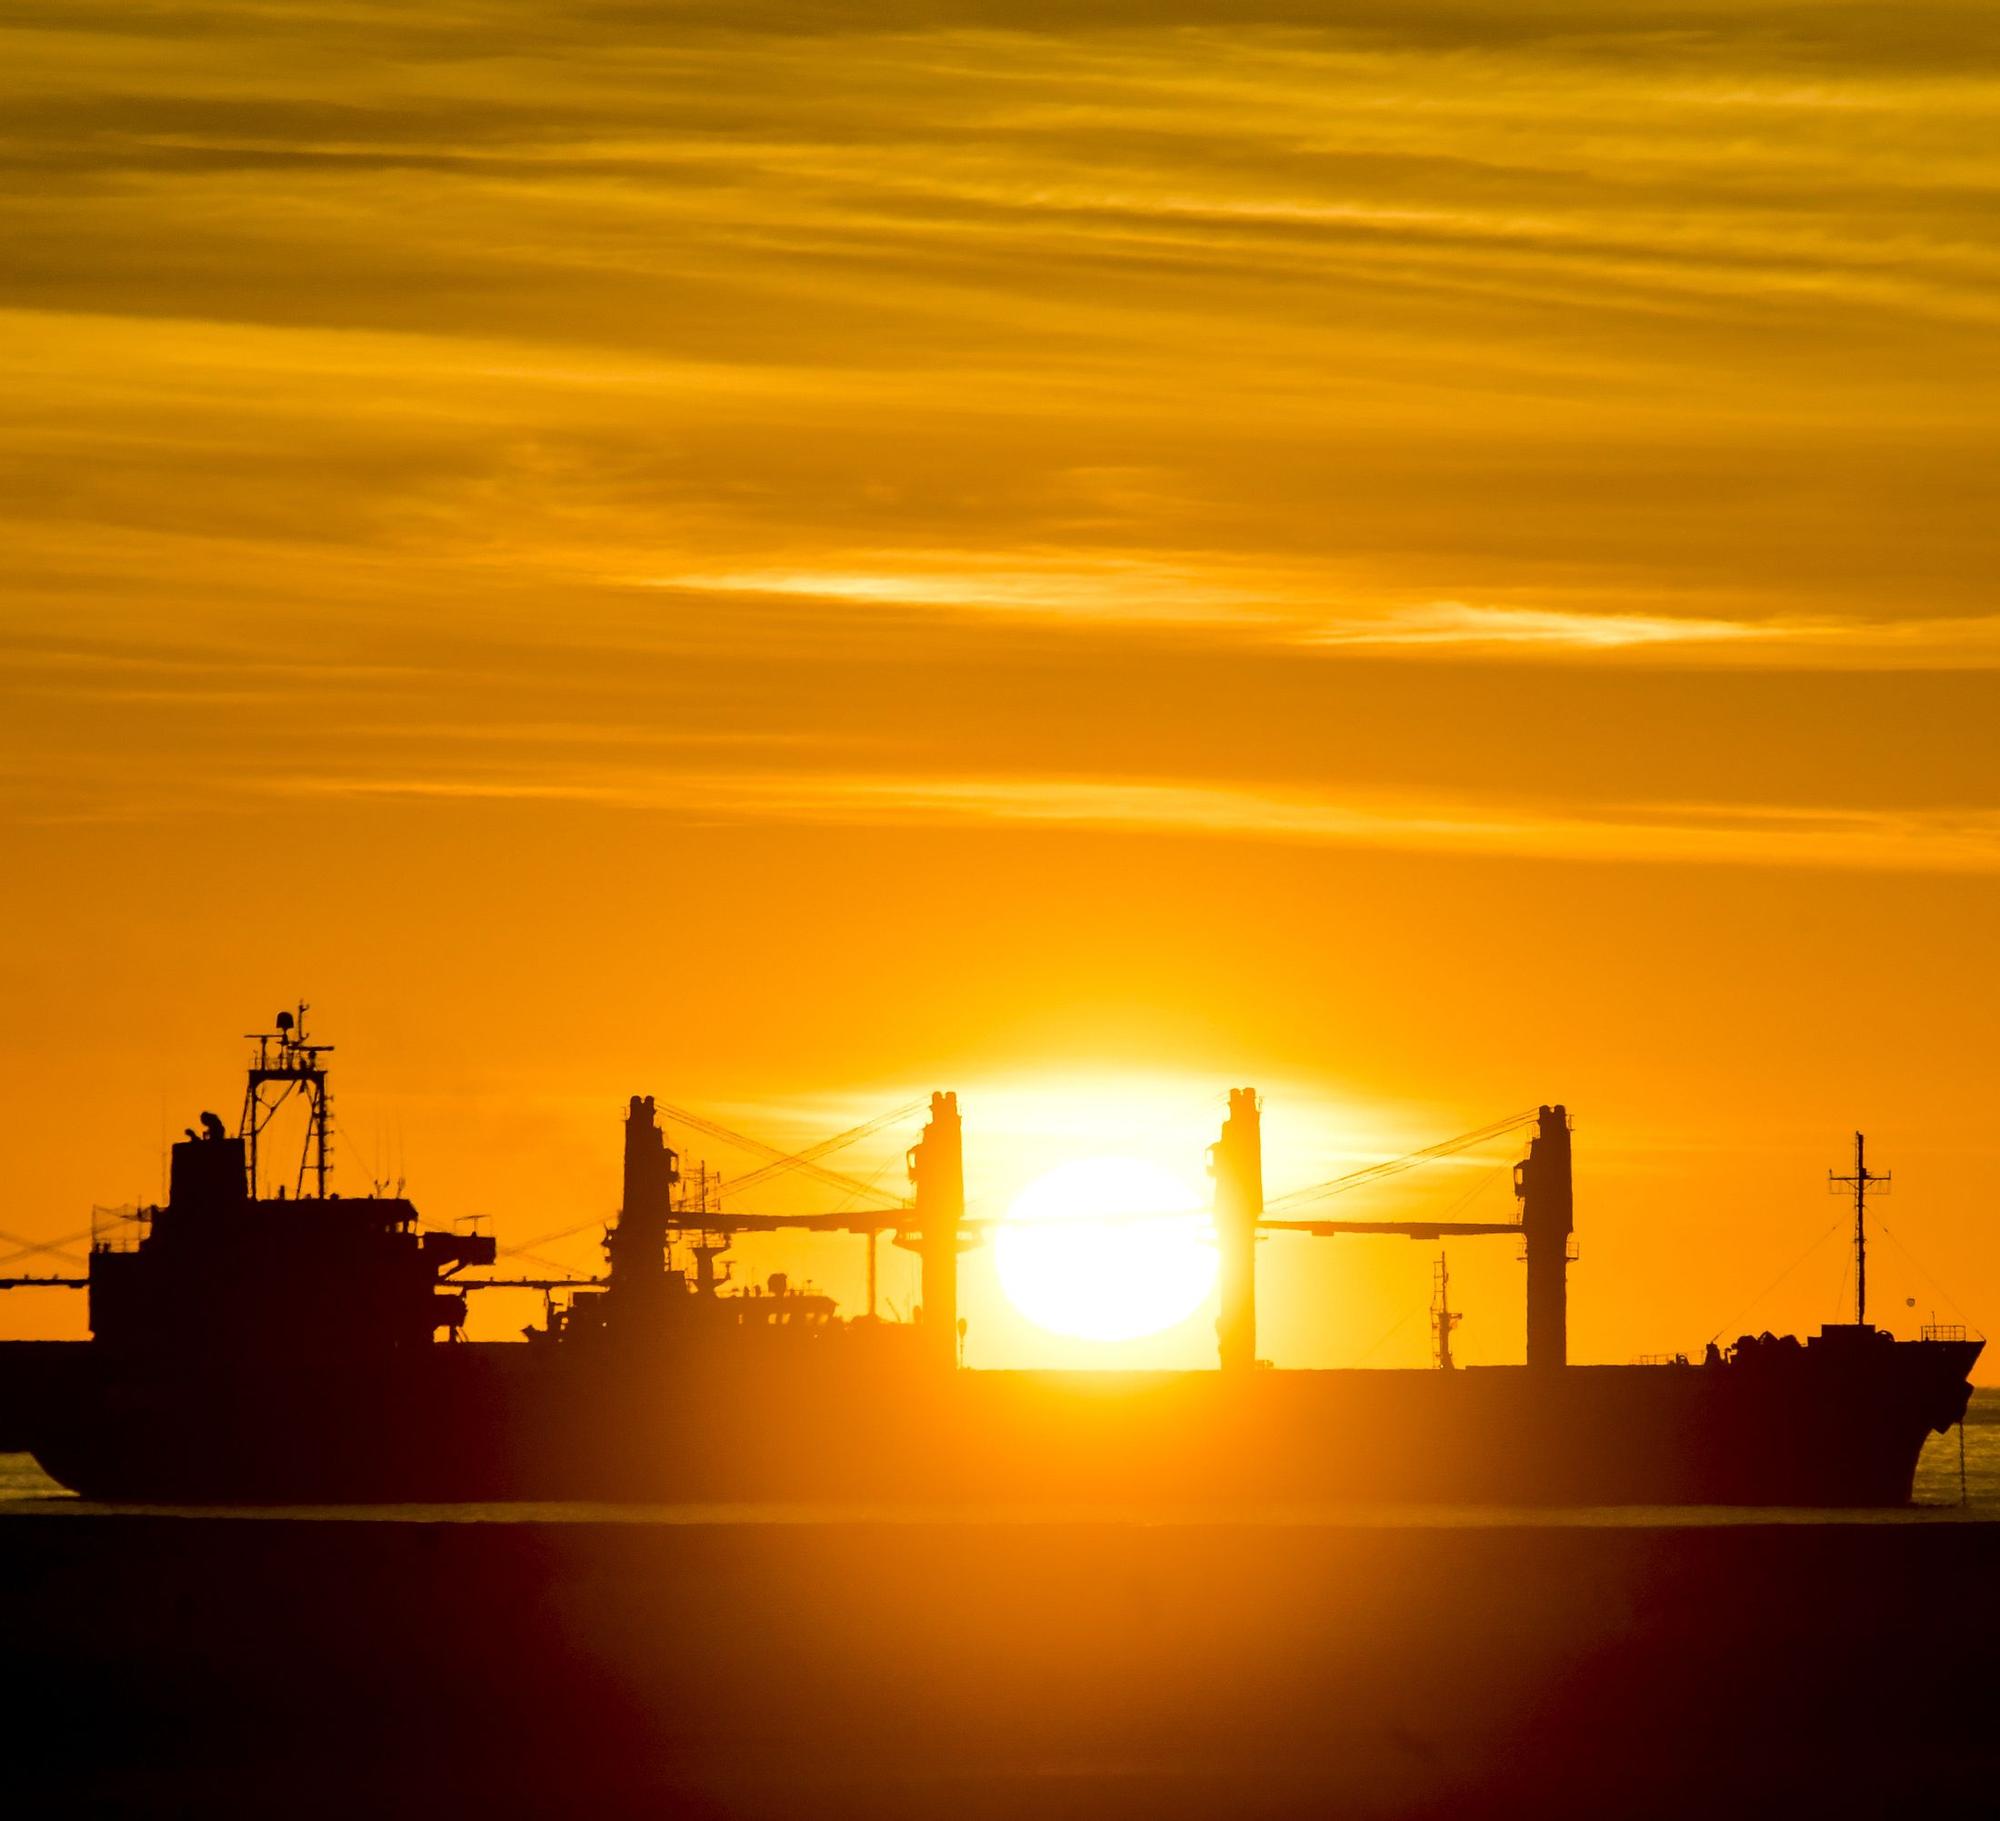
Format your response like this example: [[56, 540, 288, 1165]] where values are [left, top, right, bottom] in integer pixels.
[[240, 1003, 334, 1199]]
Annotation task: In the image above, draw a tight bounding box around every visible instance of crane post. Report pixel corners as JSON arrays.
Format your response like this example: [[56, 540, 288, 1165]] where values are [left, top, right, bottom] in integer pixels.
[[1211, 1088, 1263, 1373], [909, 1091, 964, 1370], [1516, 1104, 1573, 1370], [606, 1095, 679, 1312]]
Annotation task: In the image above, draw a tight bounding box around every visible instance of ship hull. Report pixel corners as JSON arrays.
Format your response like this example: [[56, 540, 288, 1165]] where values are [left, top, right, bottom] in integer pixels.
[[4, 1336, 1978, 1507]]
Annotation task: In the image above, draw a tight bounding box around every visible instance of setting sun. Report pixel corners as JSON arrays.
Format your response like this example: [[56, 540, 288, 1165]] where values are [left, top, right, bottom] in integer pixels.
[[994, 1156, 1216, 1343]]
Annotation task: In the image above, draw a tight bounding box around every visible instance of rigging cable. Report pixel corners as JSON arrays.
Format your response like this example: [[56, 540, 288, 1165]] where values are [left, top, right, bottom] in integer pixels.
[[1706, 1219, 1841, 1347], [1264, 1110, 1539, 1213], [1873, 1217, 1984, 1338], [651, 1099, 900, 1206], [0, 1226, 93, 1268], [1352, 1305, 1421, 1367], [720, 1100, 924, 1198]]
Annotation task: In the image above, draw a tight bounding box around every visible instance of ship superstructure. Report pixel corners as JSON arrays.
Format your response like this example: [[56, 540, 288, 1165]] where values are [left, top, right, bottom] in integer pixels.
[[90, 1008, 495, 1359]]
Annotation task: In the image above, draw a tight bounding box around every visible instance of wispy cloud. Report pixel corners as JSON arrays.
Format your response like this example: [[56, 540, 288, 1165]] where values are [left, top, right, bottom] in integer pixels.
[[258, 767, 2000, 877], [655, 557, 1274, 621], [1304, 604, 2000, 660], [1310, 602, 1780, 649], [650, 571, 2000, 664]]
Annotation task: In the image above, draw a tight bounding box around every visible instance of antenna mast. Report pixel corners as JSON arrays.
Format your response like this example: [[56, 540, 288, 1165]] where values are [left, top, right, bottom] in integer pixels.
[[1829, 1132, 1889, 1328], [1431, 1250, 1460, 1370], [240, 1003, 335, 1200]]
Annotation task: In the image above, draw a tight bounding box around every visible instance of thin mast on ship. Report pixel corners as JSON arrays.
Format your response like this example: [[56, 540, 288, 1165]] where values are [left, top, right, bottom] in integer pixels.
[[1431, 1250, 1460, 1370], [1829, 1132, 1888, 1328], [240, 1003, 334, 1199]]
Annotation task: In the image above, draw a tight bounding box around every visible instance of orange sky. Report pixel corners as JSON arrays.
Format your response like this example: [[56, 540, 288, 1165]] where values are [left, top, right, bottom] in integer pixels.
[[3, 3, 1996, 1372]]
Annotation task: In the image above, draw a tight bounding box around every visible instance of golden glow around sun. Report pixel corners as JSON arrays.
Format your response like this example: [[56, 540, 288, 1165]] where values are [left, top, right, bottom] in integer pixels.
[[995, 1156, 1217, 1343]]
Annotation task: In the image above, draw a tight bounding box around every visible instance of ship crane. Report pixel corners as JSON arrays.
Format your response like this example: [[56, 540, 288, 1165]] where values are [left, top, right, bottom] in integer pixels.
[[1209, 1098, 1576, 1373], [459, 1094, 962, 1347]]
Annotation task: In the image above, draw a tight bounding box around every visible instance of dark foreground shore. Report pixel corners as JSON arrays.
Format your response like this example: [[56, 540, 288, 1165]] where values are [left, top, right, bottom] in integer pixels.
[[3, 1512, 1995, 1818]]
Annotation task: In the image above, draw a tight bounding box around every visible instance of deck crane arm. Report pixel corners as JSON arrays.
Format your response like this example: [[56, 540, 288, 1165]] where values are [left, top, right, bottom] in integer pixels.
[[1259, 1218, 1519, 1239]]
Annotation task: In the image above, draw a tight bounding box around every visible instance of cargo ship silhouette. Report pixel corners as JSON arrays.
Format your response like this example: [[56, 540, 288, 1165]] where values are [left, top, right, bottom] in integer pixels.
[[0, 1009, 1979, 1504]]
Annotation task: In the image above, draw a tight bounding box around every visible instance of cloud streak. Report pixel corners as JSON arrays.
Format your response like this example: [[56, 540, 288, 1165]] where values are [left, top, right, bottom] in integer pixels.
[[256, 766, 2000, 877]]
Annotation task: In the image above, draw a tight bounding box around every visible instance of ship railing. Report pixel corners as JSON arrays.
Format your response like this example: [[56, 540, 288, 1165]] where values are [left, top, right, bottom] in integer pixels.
[[1634, 1353, 1690, 1366], [90, 1203, 150, 1253], [1920, 1323, 1969, 1343]]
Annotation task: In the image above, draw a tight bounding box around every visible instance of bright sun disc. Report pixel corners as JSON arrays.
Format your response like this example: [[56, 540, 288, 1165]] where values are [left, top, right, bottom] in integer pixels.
[[996, 1156, 1217, 1342]]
